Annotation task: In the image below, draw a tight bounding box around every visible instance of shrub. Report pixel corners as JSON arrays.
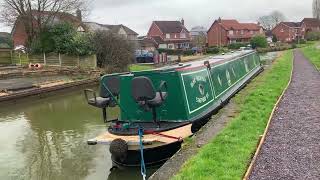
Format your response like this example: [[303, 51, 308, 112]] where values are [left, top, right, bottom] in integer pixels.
[[206, 47, 220, 54], [30, 23, 94, 55], [183, 50, 194, 56], [306, 32, 320, 41], [157, 48, 183, 55], [228, 42, 248, 50], [299, 39, 307, 44], [272, 35, 278, 43], [250, 35, 268, 49], [91, 30, 135, 72]]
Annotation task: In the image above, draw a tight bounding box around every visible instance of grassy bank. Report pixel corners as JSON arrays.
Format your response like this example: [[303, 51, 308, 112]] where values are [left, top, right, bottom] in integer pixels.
[[129, 64, 154, 71], [301, 44, 320, 70], [173, 51, 293, 180]]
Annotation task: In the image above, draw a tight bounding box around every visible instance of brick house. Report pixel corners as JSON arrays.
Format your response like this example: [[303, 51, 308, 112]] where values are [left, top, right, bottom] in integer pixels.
[[272, 22, 304, 43], [207, 18, 264, 46], [301, 18, 320, 33], [12, 10, 138, 48], [147, 20, 191, 49], [12, 10, 85, 48]]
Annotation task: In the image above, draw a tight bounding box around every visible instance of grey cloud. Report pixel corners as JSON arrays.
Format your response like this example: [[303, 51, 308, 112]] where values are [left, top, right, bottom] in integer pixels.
[[0, 0, 314, 35]]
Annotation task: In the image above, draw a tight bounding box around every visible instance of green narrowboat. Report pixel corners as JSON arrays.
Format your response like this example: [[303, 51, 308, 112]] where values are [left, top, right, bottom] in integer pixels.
[[85, 50, 263, 167]]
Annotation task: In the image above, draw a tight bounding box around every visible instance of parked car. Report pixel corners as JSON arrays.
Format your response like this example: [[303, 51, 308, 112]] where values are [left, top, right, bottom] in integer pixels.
[[191, 47, 203, 54], [135, 50, 154, 63]]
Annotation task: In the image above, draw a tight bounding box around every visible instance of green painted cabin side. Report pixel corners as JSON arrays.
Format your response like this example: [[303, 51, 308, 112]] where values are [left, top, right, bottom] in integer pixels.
[[101, 50, 261, 123]]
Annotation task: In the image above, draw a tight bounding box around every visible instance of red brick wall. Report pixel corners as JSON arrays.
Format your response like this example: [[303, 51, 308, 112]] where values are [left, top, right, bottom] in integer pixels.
[[147, 22, 164, 39], [13, 20, 28, 47], [272, 23, 303, 42], [147, 23, 191, 41], [207, 22, 228, 46]]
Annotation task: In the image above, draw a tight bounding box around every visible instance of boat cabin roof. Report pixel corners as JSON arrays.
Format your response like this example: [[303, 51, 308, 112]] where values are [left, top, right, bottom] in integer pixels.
[[154, 49, 256, 72]]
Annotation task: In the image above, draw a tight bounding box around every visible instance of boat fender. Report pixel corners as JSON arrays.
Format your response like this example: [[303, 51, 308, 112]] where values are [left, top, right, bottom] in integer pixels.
[[109, 138, 128, 162], [191, 121, 202, 133]]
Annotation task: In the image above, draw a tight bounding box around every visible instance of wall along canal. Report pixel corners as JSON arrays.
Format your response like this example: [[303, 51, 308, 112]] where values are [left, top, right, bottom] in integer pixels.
[[0, 86, 156, 180]]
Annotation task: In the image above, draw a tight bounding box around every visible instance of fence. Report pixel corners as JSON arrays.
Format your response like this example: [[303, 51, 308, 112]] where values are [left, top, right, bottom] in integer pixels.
[[0, 51, 97, 69], [0, 50, 12, 65]]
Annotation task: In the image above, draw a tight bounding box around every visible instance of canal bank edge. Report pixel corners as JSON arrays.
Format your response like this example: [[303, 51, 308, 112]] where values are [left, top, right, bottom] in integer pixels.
[[150, 50, 293, 180], [242, 50, 294, 179], [0, 78, 98, 103]]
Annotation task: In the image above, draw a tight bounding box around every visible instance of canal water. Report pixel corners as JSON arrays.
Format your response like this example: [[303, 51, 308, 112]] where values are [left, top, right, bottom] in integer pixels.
[[0, 87, 156, 180]]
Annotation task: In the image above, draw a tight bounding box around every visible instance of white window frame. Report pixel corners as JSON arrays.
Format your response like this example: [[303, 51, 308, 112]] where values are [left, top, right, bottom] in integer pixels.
[[229, 30, 234, 35], [166, 34, 170, 39]]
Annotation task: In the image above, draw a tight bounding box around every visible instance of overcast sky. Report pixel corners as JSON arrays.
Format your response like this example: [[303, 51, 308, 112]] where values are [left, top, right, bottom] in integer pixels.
[[0, 0, 313, 34]]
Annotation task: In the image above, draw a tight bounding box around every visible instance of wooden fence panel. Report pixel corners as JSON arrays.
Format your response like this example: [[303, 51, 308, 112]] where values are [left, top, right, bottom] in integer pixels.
[[0, 51, 96, 68], [79, 55, 97, 68], [46, 53, 60, 66], [61, 54, 79, 67], [0, 51, 12, 65], [28, 54, 44, 64]]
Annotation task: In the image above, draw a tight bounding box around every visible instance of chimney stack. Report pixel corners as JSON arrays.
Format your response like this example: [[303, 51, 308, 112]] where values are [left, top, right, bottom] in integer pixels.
[[218, 17, 222, 23], [76, 9, 82, 21], [181, 18, 184, 25]]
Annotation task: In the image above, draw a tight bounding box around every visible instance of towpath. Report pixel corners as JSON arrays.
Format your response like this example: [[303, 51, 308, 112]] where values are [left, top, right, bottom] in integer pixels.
[[249, 50, 320, 179]]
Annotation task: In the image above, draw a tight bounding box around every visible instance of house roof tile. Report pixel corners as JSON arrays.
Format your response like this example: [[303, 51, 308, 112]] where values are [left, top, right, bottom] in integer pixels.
[[282, 22, 302, 28], [219, 19, 261, 30], [83, 22, 138, 35], [154, 21, 189, 33], [302, 18, 320, 28]]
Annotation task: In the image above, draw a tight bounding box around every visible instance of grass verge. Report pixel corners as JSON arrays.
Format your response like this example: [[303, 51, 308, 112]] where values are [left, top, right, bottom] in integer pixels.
[[129, 64, 154, 71], [301, 43, 320, 70], [173, 50, 293, 180]]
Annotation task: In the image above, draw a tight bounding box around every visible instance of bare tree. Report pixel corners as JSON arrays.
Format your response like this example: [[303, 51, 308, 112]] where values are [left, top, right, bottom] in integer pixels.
[[258, 10, 286, 30], [270, 10, 286, 26], [0, 0, 89, 47], [313, 0, 320, 19], [258, 15, 273, 30], [91, 30, 135, 72]]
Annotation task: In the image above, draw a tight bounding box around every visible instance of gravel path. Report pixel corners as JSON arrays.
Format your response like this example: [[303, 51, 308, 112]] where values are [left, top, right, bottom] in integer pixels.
[[249, 50, 320, 180]]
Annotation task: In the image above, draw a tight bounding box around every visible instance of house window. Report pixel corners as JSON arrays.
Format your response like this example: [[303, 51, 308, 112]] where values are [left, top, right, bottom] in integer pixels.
[[241, 30, 244, 35], [166, 34, 170, 39], [180, 33, 186, 38], [229, 30, 234, 35], [280, 29, 284, 33], [250, 30, 254, 34], [175, 34, 177, 38]]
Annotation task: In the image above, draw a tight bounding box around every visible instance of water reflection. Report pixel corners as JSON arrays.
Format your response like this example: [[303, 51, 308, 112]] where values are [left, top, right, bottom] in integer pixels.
[[0, 87, 138, 180]]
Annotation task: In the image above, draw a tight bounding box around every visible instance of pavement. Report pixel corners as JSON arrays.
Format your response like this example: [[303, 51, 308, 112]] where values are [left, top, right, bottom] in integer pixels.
[[0, 76, 70, 91], [249, 50, 320, 179]]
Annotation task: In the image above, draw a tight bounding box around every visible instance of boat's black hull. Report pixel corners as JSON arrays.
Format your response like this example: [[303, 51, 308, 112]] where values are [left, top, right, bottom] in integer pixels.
[[111, 141, 182, 167]]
